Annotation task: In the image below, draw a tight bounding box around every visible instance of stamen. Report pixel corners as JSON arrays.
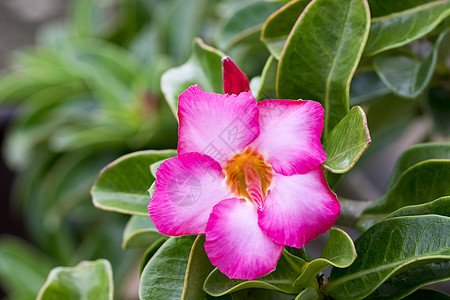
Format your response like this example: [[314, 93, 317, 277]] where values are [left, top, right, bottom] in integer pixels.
[[244, 165, 264, 209], [225, 149, 273, 209]]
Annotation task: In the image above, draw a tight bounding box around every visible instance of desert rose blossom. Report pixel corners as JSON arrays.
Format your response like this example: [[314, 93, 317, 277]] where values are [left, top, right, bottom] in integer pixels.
[[148, 58, 340, 280]]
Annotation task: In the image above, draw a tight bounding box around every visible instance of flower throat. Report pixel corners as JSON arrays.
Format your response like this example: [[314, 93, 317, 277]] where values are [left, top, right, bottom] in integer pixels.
[[224, 149, 273, 209]]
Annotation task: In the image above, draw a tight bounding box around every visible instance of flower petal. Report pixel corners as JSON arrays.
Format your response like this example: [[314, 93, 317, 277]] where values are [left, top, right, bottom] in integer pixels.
[[148, 152, 231, 236], [178, 85, 259, 165], [222, 56, 250, 95], [258, 167, 340, 248], [205, 198, 283, 280], [250, 99, 327, 175]]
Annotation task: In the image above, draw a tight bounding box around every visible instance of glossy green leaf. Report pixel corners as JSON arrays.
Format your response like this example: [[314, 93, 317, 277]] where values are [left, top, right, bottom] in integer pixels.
[[326, 215, 450, 300], [360, 160, 450, 220], [91, 150, 177, 215], [323, 106, 371, 173], [181, 235, 214, 300], [358, 159, 450, 231], [140, 236, 196, 300], [293, 229, 356, 289], [122, 215, 162, 249], [139, 238, 168, 275], [204, 250, 306, 296], [217, 0, 283, 50], [364, 0, 450, 56], [403, 289, 450, 300], [366, 261, 450, 299], [0, 236, 55, 299], [161, 38, 224, 117], [277, 0, 370, 137], [255, 55, 278, 101], [295, 287, 320, 300], [386, 196, 450, 219], [37, 259, 113, 300], [261, 0, 312, 59], [373, 30, 448, 98], [387, 142, 450, 191]]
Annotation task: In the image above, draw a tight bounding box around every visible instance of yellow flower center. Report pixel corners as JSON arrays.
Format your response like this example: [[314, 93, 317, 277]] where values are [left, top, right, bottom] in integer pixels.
[[224, 149, 273, 209]]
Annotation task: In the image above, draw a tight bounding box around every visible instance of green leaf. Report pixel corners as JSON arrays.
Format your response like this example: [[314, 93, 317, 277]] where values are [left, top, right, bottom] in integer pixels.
[[204, 250, 306, 296], [277, 0, 370, 137], [261, 0, 313, 59], [91, 150, 177, 215], [385, 196, 450, 219], [148, 181, 156, 198], [365, 261, 450, 299], [217, 0, 284, 50], [373, 30, 448, 98], [161, 38, 224, 118], [403, 289, 450, 300], [326, 215, 450, 300], [37, 259, 113, 300], [181, 235, 215, 300], [357, 144, 450, 231], [140, 236, 196, 300], [139, 238, 168, 275], [323, 106, 371, 173], [364, 0, 450, 56], [293, 229, 356, 289], [387, 142, 450, 191], [122, 215, 163, 249], [0, 236, 55, 299], [294, 287, 320, 300], [359, 160, 450, 227], [255, 55, 278, 101]]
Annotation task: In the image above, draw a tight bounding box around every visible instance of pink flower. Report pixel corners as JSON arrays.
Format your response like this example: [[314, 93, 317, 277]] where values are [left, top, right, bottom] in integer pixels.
[[148, 58, 340, 280]]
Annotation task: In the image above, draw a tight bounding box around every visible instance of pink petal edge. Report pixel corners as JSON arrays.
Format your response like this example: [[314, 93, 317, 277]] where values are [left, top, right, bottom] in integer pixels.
[[205, 198, 283, 280], [249, 99, 327, 176], [178, 85, 259, 165], [148, 152, 231, 236], [258, 167, 340, 248]]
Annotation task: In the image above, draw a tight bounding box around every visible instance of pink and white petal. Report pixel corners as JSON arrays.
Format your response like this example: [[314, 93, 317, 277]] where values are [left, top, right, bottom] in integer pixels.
[[249, 99, 327, 176], [222, 56, 250, 95], [148, 152, 231, 236], [258, 167, 340, 249], [178, 85, 259, 165], [205, 198, 283, 280]]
